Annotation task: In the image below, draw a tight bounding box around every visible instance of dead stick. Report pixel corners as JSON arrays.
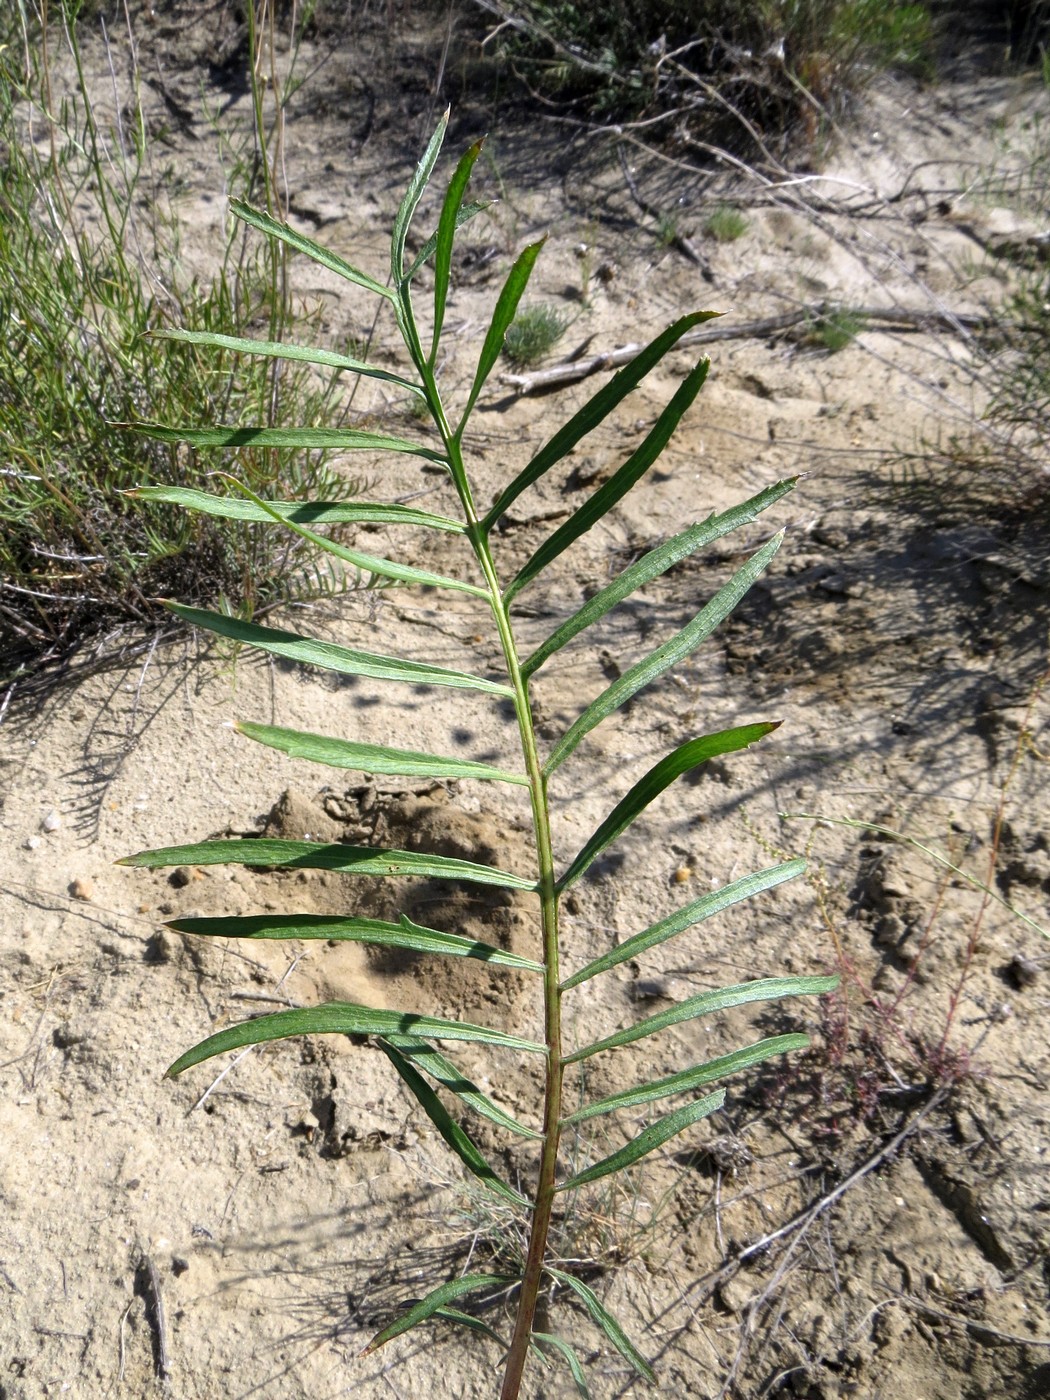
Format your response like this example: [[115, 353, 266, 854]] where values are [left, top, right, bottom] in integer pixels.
[[143, 1252, 171, 1383], [499, 305, 990, 395], [899, 1295, 1050, 1348]]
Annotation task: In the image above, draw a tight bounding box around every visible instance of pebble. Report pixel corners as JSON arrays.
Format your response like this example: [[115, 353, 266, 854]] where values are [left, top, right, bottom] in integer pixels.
[[168, 866, 192, 889], [717, 1275, 753, 1315], [630, 978, 672, 1002], [42, 810, 61, 833], [69, 877, 94, 902], [1006, 953, 1039, 989], [24, 835, 41, 851], [147, 929, 175, 963]]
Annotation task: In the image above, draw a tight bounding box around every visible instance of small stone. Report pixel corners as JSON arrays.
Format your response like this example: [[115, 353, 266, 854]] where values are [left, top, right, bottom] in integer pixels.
[[168, 866, 192, 889], [24, 835, 41, 851], [52, 1024, 87, 1050], [69, 877, 94, 902], [630, 978, 672, 1002], [717, 1275, 753, 1314], [146, 929, 175, 963], [1005, 953, 1039, 989], [874, 912, 905, 947], [42, 810, 61, 833]]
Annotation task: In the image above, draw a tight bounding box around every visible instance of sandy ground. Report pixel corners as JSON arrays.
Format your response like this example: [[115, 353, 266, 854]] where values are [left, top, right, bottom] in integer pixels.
[[1, 9, 1048, 1399]]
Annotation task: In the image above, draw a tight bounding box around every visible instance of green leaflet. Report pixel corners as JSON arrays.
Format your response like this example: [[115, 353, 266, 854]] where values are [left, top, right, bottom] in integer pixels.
[[147, 327, 423, 394], [557, 725, 778, 892], [405, 199, 492, 283], [234, 719, 528, 785], [546, 1269, 655, 1383], [556, 1092, 725, 1194], [383, 1035, 542, 1138], [544, 532, 784, 773], [379, 1041, 528, 1205], [482, 311, 719, 530], [118, 836, 535, 890], [432, 139, 484, 359], [561, 860, 806, 989], [166, 1004, 544, 1078], [503, 359, 710, 604], [563, 975, 840, 1063], [458, 240, 545, 436], [435, 1307, 507, 1346], [392, 108, 449, 283], [164, 911, 543, 972], [561, 1034, 809, 1125], [125, 484, 465, 533], [220, 474, 487, 596], [162, 604, 514, 696], [230, 198, 394, 300], [532, 1334, 591, 1398], [363, 1273, 517, 1355], [132, 420, 447, 465], [521, 477, 797, 677]]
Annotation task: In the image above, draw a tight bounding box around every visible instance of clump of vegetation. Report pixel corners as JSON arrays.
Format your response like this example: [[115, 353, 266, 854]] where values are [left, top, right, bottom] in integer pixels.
[[502, 302, 573, 367], [121, 112, 836, 1397], [0, 5, 361, 691], [807, 305, 867, 352], [475, 0, 933, 157], [703, 203, 749, 242]]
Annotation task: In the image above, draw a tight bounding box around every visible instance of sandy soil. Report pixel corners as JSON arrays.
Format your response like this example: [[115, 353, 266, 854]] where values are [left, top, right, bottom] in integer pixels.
[[1, 8, 1048, 1399]]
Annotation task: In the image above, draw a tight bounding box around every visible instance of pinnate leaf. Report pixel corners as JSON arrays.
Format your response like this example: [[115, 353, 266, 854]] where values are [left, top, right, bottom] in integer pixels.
[[556, 1092, 725, 1194], [521, 477, 796, 677], [379, 1040, 528, 1205], [561, 860, 806, 988], [383, 1035, 542, 1138], [162, 604, 514, 696], [363, 1273, 516, 1354], [546, 1269, 655, 1382], [165, 1004, 544, 1078], [504, 358, 710, 604], [234, 719, 527, 785], [561, 1034, 809, 1125], [126, 484, 465, 533], [545, 532, 784, 773], [392, 109, 449, 283], [458, 239, 545, 434], [133, 420, 447, 464], [165, 911, 542, 972], [483, 311, 719, 529], [118, 836, 535, 890], [558, 725, 778, 891], [231, 198, 394, 299], [563, 975, 839, 1063]]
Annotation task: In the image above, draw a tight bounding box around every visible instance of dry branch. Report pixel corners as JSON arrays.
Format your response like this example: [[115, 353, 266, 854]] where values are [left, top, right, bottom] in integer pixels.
[[499, 304, 991, 395]]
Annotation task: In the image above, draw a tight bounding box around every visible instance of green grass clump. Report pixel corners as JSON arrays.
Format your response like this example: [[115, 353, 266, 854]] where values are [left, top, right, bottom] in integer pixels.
[[809, 307, 866, 352], [502, 303, 573, 368], [0, 11, 360, 690], [703, 205, 749, 242]]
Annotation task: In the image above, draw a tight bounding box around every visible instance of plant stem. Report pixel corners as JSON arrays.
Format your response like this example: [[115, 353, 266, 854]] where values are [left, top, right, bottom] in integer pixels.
[[420, 356, 563, 1400]]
